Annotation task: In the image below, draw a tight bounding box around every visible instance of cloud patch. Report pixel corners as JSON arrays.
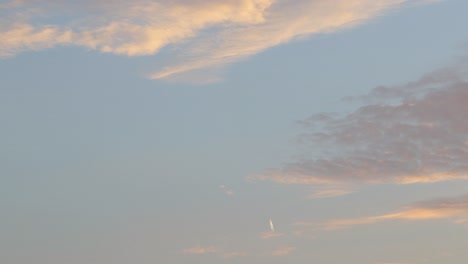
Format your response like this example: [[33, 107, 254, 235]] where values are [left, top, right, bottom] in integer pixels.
[[0, 0, 441, 82], [255, 61, 468, 186]]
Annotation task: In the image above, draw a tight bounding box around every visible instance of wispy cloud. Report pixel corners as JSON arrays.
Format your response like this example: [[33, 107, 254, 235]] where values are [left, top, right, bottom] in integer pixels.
[[183, 246, 248, 259], [303, 193, 468, 230], [255, 60, 468, 186], [260, 231, 284, 239], [271, 246, 295, 256], [0, 0, 440, 82], [1, 0, 272, 58], [0, 23, 73, 57], [183, 246, 217, 254], [221, 251, 248, 258], [377, 262, 410, 264], [219, 185, 235, 196], [307, 185, 355, 199]]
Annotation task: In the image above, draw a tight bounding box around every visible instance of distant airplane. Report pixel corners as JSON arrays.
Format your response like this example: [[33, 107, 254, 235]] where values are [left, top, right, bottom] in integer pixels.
[[269, 219, 275, 232]]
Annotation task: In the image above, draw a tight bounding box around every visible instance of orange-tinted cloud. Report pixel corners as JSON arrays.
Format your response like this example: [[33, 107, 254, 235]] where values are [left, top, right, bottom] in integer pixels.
[[221, 251, 248, 258], [310, 193, 468, 230], [271, 246, 295, 256], [255, 61, 468, 186], [0, 0, 441, 81], [183, 246, 217, 254], [0, 23, 73, 57], [260, 231, 284, 239], [1, 0, 271, 58], [308, 188, 353, 199], [183, 246, 249, 258]]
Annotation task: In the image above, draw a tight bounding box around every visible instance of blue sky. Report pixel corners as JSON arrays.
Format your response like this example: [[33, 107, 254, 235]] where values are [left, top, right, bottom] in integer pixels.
[[1, 0, 468, 263]]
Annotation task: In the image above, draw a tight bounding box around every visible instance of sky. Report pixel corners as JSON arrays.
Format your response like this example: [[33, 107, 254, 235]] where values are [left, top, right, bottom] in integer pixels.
[[1, 0, 468, 263]]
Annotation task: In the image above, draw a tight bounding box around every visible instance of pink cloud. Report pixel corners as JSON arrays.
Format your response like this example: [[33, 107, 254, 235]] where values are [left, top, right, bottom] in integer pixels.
[[255, 61, 468, 186]]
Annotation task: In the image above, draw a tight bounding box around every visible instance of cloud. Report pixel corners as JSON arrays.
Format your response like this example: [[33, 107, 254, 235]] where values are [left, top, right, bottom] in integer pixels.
[[307, 188, 354, 199], [260, 231, 284, 239], [0, 23, 73, 57], [183, 246, 249, 259], [1, 0, 272, 58], [255, 60, 468, 186], [219, 185, 235, 196], [313, 193, 468, 230], [183, 246, 217, 254], [0, 0, 440, 82], [307, 185, 355, 199], [221, 251, 248, 258], [271, 246, 295, 256], [377, 263, 410, 264]]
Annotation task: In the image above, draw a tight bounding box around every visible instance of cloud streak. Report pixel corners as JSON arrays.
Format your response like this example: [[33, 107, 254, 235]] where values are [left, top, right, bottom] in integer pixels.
[[271, 246, 295, 256], [255, 60, 468, 186], [183, 246, 248, 259], [183, 246, 217, 254], [260, 231, 284, 239], [221, 251, 248, 258], [307, 186, 355, 199], [317, 193, 468, 230], [0, 0, 440, 81]]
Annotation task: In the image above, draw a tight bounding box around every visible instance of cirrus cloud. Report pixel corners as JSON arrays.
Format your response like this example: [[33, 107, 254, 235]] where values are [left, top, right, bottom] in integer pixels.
[[0, 0, 441, 82]]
